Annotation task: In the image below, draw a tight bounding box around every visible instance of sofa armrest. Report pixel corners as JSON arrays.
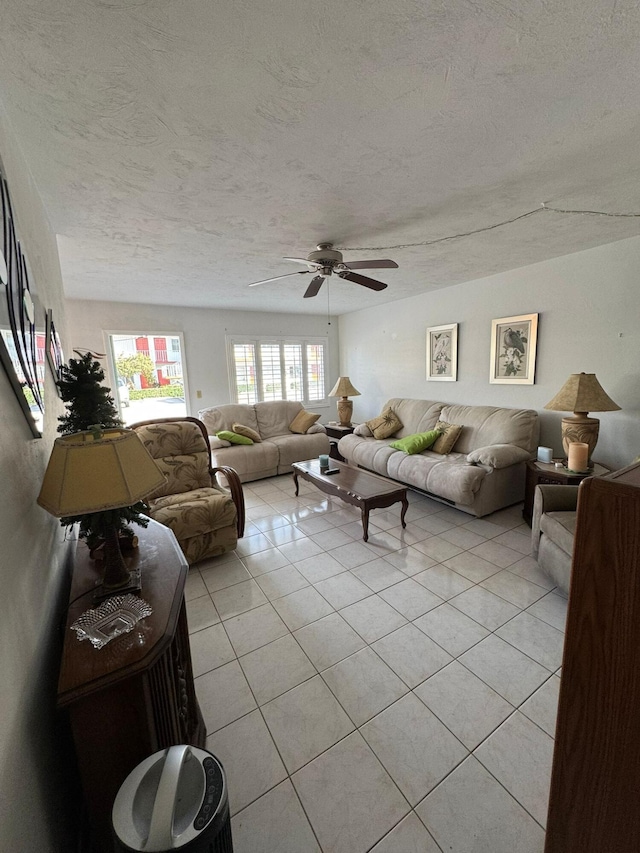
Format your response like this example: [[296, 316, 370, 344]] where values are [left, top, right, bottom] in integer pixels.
[[209, 435, 232, 449], [353, 423, 373, 437], [306, 423, 327, 434], [531, 484, 579, 558], [211, 465, 245, 538], [466, 444, 531, 469]]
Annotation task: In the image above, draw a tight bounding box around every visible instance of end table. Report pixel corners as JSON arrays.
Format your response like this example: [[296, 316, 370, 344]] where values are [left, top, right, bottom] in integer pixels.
[[324, 423, 355, 462], [522, 459, 611, 526]]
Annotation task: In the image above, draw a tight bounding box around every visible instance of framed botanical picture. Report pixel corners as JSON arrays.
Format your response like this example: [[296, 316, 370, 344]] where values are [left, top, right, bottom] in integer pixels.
[[427, 323, 458, 381], [45, 308, 64, 394], [489, 313, 538, 384]]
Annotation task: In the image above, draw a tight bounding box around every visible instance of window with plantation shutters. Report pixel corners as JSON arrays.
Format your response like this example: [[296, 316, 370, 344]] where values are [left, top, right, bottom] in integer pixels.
[[283, 344, 303, 401], [228, 336, 327, 406], [232, 343, 258, 404], [260, 343, 283, 401], [306, 343, 324, 402]]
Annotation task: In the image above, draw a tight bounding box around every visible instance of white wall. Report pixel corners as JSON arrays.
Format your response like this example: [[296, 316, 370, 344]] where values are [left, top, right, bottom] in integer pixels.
[[338, 235, 640, 472], [0, 108, 76, 850], [65, 300, 340, 419]]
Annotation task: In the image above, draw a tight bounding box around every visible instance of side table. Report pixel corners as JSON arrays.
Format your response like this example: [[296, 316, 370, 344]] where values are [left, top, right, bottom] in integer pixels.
[[58, 519, 205, 850], [324, 423, 355, 462], [522, 459, 610, 526]]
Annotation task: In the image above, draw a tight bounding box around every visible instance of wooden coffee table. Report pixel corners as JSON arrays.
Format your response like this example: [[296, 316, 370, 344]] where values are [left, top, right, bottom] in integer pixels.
[[292, 458, 408, 541]]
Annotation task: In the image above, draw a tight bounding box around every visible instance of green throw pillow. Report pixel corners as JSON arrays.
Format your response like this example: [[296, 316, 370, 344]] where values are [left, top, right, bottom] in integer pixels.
[[216, 430, 254, 445], [389, 430, 441, 454]]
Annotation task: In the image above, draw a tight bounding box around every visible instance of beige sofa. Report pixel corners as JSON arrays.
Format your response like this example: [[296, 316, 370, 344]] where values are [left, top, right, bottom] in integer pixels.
[[531, 484, 577, 593], [338, 397, 539, 517], [198, 400, 330, 482]]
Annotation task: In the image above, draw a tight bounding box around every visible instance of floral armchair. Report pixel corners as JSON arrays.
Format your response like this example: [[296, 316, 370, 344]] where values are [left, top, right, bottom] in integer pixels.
[[130, 417, 245, 564]]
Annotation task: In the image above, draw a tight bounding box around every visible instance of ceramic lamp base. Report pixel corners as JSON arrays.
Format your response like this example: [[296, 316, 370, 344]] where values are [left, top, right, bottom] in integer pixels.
[[561, 414, 599, 460], [336, 398, 353, 427]]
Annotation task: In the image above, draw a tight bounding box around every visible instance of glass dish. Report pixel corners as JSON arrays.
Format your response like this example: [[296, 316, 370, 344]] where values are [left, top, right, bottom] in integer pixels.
[[71, 594, 153, 649]]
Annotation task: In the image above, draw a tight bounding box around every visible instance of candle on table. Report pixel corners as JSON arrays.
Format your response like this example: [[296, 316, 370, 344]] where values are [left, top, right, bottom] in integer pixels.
[[568, 442, 589, 472], [319, 454, 329, 470]]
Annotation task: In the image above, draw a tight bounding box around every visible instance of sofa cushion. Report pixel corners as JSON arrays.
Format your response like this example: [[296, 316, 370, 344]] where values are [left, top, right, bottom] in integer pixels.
[[540, 510, 577, 557], [150, 487, 236, 539], [342, 435, 399, 476], [255, 400, 304, 438], [438, 404, 539, 454], [425, 455, 487, 505], [233, 422, 262, 442], [289, 409, 321, 434], [210, 441, 279, 482], [367, 407, 403, 439], [432, 422, 463, 454], [199, 404, 260, 435], [389, 430, 441, 454], [386, 449, 443, 484], [382, 399, 444, 436], [270, 432, 331, 469], [135, 421, 211, 497]]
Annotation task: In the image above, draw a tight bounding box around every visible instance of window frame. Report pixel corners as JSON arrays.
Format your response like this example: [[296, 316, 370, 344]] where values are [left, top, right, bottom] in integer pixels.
[[226, 335, 328, 407]]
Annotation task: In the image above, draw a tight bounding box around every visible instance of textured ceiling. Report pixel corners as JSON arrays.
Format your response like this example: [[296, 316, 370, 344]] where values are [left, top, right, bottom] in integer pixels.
[[1, 0, 640, 315]]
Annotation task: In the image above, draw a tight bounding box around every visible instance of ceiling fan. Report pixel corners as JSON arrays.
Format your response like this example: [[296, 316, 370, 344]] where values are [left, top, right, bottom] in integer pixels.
[[248, 243, 398, 298]]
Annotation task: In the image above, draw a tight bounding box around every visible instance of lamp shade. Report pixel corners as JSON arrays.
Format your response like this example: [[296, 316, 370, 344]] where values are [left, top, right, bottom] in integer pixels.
[[329, 377, 361, 398], [544, 373, 620, 413], [37, 428, 167, 517]]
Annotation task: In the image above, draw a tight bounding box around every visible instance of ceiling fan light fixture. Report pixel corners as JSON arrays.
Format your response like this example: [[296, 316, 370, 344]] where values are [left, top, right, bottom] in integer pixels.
[[248, 242, 398, 296]]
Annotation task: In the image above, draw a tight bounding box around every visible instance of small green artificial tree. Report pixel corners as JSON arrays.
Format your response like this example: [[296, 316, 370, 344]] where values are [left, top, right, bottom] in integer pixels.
[[57, 352, 122, 435], [56, 352, 149, 550]]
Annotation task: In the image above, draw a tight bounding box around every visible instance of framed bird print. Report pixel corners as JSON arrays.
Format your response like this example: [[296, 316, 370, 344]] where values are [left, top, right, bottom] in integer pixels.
[[489, 313, 538, 384], [427, 323, 458, 381]]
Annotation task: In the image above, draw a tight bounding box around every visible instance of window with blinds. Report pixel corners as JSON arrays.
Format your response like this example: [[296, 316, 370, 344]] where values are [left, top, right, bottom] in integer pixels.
[[228, 337, 327, 406]]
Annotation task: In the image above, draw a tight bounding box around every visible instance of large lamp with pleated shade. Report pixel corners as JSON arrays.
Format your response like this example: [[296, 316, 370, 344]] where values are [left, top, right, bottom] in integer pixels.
[[544, 372, 620, 461], [37, 427, 166, 599], [328, 377, 361, 427]]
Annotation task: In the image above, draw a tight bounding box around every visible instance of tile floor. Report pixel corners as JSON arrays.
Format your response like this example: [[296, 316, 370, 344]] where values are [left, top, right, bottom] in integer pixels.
[[186, 474, 566, 853]]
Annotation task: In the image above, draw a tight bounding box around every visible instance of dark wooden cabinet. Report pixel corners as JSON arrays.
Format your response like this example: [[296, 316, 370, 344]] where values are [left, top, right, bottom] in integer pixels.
[[522, 459, 609, 525], [324, 423, 355, 461], [545, 461, 640, 852], [57, 519, 205, 849]]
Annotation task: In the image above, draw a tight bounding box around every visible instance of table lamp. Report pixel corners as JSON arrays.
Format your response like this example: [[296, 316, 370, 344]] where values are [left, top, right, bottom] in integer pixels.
[[544, 372, 620, 461], [37, 427, 166, 598], [329, 376, 361, 427]]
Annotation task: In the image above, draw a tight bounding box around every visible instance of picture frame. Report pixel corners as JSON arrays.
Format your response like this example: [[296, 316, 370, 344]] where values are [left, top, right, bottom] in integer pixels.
[[45, 308, 64, 394], [489, 313, 538, 384], [426, 323, 458, 381], [0, 169, 45, 436]]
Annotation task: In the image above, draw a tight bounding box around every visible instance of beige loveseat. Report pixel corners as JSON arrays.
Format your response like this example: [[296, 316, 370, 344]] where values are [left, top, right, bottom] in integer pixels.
[[338, 397, 539, 517], [198, 401, 331, 482]]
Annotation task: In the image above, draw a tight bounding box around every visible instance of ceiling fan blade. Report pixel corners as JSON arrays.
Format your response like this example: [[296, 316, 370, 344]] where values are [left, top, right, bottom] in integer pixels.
[[249, 270, 309, 287], [338, 270, 388, 291], [283, 256, 322, 268], [303, 276, 325, 298], [342, 259, 399, 270]]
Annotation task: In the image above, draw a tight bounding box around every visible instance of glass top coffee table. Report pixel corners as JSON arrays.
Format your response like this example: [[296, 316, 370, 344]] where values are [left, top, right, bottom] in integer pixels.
[[292, 458, 408, 542]]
